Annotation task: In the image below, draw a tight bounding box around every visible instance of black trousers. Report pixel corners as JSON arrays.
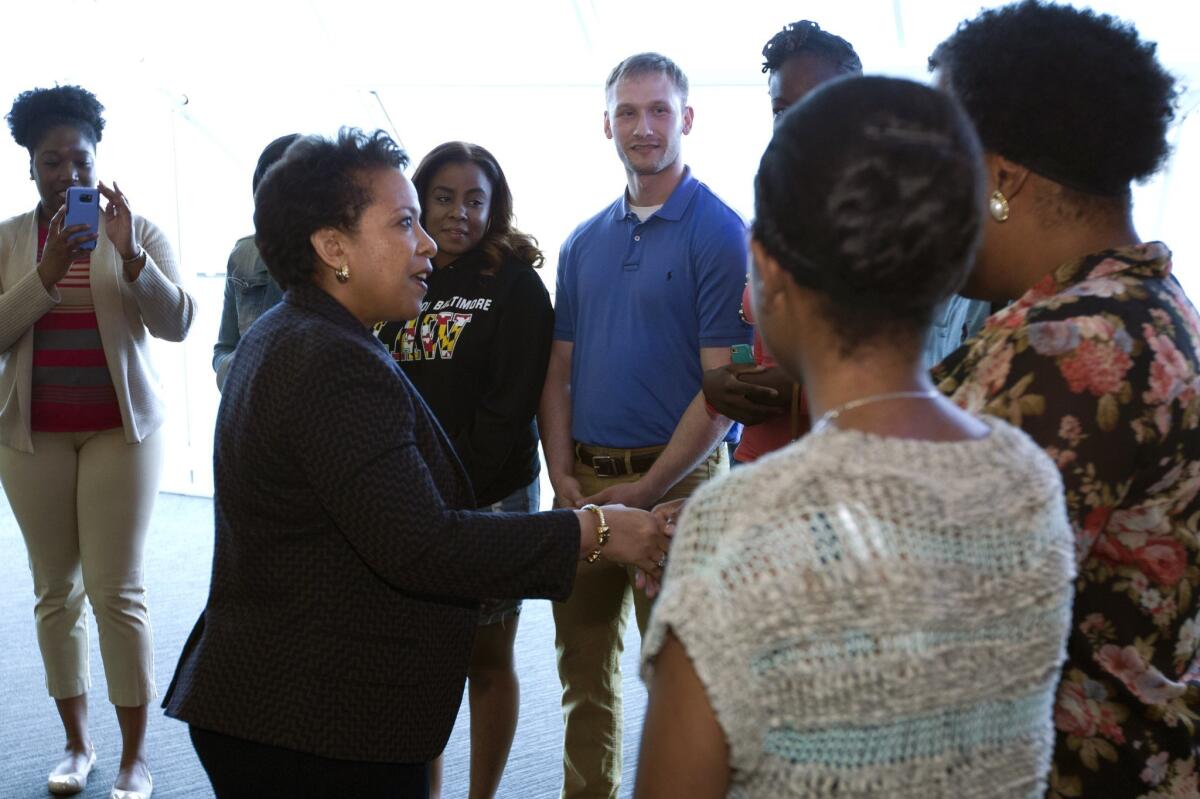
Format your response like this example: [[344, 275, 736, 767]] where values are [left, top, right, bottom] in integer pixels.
[[190, 726, 429, 799]]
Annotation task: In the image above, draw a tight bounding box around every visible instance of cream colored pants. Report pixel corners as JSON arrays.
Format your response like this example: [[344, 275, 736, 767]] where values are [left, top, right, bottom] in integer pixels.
[[0, 427, 163, 706]]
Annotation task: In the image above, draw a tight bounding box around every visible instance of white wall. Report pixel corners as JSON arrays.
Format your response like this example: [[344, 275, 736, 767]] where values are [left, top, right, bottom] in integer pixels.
[[0, 0, 1196, 495]]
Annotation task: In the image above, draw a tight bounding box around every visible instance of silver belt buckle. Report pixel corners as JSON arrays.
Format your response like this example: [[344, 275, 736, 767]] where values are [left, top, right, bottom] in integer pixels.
[[591, 455, 620, 477]]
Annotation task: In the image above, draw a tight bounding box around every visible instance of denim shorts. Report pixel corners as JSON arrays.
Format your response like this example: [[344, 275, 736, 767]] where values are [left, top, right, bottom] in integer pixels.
[[478, 478, 540, 627]]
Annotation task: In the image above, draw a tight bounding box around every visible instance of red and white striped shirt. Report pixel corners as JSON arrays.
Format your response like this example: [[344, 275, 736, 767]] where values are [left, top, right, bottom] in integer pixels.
[[31, 224, 122, 432]]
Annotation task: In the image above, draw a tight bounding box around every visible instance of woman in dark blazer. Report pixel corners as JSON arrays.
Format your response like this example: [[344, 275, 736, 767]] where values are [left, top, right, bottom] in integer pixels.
[[163, 128, 667, 799]]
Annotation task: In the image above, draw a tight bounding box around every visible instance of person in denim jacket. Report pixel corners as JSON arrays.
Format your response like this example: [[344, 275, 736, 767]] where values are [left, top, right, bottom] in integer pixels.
[[212, 134, 297, 391]]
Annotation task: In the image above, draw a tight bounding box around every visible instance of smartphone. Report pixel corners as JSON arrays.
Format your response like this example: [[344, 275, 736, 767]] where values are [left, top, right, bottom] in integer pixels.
[[730, 343, 755, 365], [64, 186, 100, 251]]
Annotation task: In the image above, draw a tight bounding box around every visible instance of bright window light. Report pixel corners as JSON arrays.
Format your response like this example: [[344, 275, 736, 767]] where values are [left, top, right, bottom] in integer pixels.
[[0, 0, 1194, 493]]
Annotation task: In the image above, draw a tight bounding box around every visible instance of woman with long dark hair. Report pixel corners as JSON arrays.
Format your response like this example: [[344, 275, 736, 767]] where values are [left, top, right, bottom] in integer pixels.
[[377, 141, 551, 798]]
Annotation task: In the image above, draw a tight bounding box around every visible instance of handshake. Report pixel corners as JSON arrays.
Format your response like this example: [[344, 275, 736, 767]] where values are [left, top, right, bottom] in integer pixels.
[[568, 497, 688, 599]]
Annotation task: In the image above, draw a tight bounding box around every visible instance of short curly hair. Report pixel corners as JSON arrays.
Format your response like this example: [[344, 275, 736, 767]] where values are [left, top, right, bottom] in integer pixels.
[[753, 76, 985, 355], [929, 0, 1177, 198], [254, 128, 409, 290], [6, 85, 105, 154], [761, 20, 862, 75]]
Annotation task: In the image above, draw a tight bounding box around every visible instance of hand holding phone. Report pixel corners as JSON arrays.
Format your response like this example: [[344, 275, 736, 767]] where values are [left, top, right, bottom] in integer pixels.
[[702, 361, 785, 425], [36, 204, 97, 290], [730, 343, 756, 365], [64, 186, 100, 251]]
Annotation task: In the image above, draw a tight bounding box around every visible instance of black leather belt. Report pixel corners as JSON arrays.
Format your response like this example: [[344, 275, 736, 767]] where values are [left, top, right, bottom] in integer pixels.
[[576, 444, 662, 477]]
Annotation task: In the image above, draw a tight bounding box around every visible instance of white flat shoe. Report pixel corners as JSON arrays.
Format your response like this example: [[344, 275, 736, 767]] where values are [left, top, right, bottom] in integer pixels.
[[47, 749, 97, 795], [110, 772, 152, 799]]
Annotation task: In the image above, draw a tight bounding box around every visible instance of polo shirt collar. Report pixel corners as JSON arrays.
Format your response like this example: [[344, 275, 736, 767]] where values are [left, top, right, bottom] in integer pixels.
[[612, 165, 698, 223]]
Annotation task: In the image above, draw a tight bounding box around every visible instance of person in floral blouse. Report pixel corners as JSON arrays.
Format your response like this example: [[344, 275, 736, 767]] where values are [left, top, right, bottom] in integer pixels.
[[930, 3, 1200, 797]]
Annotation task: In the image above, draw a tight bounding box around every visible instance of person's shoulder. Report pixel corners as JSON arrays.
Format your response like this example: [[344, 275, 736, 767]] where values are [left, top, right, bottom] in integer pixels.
[[500, 257, 550, 294], [230, 234, 257, 255], [0, 208, 35, 239], [229, 299, 412, 427], [680, 181, 746, 255], [252, 296, 392, 377], [984, 416, 1063, 479], [1020, 272, 1177, 357], [132, 213, 167, 239], [687, 177, 745, 227], [685, 441, 817, 526], [667, 444, 825, 587], [498, 253, 543, 279], [561, 197, 623, 251], [226, 235, 264, 276], [496, 252, 538, 275]]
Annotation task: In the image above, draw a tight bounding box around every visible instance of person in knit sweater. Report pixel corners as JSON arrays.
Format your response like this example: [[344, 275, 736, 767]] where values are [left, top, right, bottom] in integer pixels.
[[635, 76, 1076, 798], [0, 85, 195, 799]]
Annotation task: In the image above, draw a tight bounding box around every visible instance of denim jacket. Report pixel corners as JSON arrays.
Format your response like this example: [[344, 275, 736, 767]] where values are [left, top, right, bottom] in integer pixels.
[[923, 294, 991, 368], [213, 235, 283, 391]]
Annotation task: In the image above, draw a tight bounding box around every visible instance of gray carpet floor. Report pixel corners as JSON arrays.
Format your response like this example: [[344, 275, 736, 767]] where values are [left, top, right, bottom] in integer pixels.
[[0, 493, 647, 798]]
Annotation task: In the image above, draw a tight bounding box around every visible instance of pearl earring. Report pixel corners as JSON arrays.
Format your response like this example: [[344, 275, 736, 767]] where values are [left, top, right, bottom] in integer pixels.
[[989, 190, 1010, 223]]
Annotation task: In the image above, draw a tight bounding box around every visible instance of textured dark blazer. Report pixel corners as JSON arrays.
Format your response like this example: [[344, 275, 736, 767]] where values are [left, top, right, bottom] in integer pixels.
[[164, 283, 578, 763]]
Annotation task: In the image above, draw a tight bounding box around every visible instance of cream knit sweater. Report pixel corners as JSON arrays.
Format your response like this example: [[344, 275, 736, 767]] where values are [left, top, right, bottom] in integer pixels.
[[0, 208, 195, 453], [643, 416, 1075, 798]]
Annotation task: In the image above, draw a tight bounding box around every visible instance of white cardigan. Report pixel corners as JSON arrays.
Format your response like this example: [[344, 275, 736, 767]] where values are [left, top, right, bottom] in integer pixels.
[[0, 208, 196, 453]]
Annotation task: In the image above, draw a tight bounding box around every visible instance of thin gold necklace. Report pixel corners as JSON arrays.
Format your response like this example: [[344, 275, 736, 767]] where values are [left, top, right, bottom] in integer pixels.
[[812, 389, 941, 433]]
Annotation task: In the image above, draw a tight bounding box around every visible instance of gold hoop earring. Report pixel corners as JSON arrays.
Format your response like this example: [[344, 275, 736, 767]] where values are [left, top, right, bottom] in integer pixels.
[[989, 190, 1010, 223], [334, 263, 350, 283]]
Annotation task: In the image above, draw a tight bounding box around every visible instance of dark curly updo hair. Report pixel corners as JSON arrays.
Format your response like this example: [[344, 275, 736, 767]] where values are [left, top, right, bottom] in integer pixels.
[[753, 76, 984, 354], [412, 141, 543, 270], [6, 85, 105, 153], [929, 0, 1177, 199], [254, 128, 408, 289], [761, 20, 862, 75]]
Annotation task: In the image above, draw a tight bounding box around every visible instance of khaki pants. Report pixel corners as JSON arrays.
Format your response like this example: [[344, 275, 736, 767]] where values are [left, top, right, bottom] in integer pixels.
[[552, 443, 727, 799], [0, 428, 163, 706]]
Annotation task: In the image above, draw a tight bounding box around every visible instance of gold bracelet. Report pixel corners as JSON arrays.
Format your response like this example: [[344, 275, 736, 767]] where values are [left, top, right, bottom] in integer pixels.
[[582, 503, 609, 563]]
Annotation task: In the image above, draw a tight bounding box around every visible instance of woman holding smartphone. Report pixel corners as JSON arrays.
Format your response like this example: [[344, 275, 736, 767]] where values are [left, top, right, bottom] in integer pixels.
[[0, 85, 195, 799], [376, 141, 552, 799]]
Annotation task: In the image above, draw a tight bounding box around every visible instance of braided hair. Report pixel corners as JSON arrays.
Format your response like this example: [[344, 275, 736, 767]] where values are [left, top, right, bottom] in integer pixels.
[[753, 76, 984, 355], [762, 20, 862, 75]]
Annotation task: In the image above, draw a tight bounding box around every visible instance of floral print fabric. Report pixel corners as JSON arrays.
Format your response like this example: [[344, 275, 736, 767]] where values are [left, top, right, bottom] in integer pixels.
[[934, 243, 1200, 798]]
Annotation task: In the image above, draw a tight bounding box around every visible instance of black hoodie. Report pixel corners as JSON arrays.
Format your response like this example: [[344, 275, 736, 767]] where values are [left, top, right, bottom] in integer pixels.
[[377, 249, 553, 506]]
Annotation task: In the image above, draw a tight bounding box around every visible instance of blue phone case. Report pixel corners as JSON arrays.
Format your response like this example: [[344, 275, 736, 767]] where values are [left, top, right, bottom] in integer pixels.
[[64, 187, 99, 251]]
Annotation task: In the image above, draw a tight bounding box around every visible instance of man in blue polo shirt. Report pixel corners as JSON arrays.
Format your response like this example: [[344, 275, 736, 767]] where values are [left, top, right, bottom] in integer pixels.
[[539, 52, 750, 798]]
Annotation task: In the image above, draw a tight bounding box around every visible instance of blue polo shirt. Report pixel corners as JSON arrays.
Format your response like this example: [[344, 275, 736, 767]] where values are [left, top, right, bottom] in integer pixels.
[[554, 167, 751, 449]]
